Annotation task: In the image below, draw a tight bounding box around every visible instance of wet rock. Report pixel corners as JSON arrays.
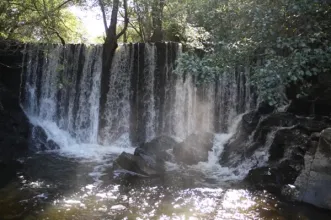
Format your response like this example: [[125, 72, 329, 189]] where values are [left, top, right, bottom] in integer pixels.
[[281, 184, 300, 200], [297, 116, 330, 132], [245, 167, 280, 193], [220, 103, 276, 166], [310, 132, 321, 141], [220, 109, 330, 168], [220, 111, 261, 166], [221, 112, 297, 167], [31, 126, 48, 150], [243, 125, 312, 193], [237, 113, 331, 206], [114, 152, 160, 177], [245, 160, 304, 195], [134, 135, 177, 162], [47, 140, 60, 150], [0, 81, 28, 188], [30, 125, 60, 150], [114, 136, 178, 177], [173, 132, 214, 165], [268, 128, 309, 162], [0, 82, 30, 163], [294, 128, 331, 209]]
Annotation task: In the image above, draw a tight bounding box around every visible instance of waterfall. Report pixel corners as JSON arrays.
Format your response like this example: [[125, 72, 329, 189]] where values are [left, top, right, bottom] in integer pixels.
[[22, 44, 102, 144], [21, 42, 254, 149]]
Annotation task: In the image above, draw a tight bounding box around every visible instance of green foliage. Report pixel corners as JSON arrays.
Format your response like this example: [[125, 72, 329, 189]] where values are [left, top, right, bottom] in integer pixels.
[[176, 0, 331, 106], [125, 0, 193, 42], [0, 0, 85, 43], [176, 53, 220, 85]]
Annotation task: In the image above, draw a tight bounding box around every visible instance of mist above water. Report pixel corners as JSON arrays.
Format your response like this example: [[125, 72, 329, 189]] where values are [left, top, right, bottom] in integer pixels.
[[3, 42, 327, 220], [21, 42, 254, 180]]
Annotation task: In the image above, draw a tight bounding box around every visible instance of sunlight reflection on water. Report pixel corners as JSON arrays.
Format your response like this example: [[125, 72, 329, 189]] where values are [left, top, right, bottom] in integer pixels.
[[37, 184, 263, 219], [1, 168, 329, 220]]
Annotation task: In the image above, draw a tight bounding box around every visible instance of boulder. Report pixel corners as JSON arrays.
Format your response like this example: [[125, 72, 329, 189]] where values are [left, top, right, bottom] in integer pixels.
[[47, 140, 60, 150], [134, 135, 177, 162], [220, 110, 262, 166], [173, 132, 214, 165], [31, 126, 48, 150], [220, 109, 329, 168], [30, 125, 60, 150], [225, 108, 331, 198], [294, 128, 331, 209], [244, 127, 309, 194], [221, 112, 298, 167], [113, 136, 178, 177], [114, 152, 160, 176]]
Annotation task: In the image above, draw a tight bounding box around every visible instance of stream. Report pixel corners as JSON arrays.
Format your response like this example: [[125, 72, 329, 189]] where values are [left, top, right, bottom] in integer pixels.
[[1, 143, 330, 219], [6, 42, 330, 219]]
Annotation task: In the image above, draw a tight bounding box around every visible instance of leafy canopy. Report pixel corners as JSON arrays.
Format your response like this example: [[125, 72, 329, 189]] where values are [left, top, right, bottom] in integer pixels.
[[176, 0, 331, 106], [0, 0, 85, 43]]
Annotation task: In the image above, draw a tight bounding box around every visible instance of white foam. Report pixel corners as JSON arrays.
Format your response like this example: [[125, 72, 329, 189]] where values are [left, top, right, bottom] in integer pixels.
[[28, 116, 134, 161], [189, 132, 240, 182], [188, 114, 251, 182]]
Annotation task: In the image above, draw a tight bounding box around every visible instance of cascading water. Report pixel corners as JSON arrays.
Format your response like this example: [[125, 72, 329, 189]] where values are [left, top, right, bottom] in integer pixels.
[[22, 44, 102, 144], [21, 42, 254, 164], [3, 43, 329, 220]]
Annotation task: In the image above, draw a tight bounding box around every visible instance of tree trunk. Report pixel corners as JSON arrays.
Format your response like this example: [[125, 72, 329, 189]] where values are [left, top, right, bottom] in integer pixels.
[[98, 0, 128, 142], [151, 0, 164, 42]]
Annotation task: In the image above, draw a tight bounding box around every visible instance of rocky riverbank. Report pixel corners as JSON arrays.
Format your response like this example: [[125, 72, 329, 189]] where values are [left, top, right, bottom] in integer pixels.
[[220, 73, 331, 209]]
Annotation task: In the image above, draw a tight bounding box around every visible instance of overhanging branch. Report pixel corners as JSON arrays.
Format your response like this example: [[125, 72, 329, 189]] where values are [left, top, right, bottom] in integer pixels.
[[116, 0, 128, 40], [98, 0, 108, 35]]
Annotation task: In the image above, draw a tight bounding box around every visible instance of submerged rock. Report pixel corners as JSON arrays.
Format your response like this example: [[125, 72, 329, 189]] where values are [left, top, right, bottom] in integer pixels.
[[173, 132, 214, 165]]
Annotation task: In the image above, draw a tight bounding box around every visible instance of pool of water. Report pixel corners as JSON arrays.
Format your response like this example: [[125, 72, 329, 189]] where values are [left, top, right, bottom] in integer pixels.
[[1, 150, 331, 220]]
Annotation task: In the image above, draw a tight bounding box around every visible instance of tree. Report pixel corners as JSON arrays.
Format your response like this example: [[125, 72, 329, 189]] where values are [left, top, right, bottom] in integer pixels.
[[0, 0, 84, 43], [150, 0, 164, 42], [176, 0, 331, 106], [98, 0, 129, 135], [124, 0, 189, 42]]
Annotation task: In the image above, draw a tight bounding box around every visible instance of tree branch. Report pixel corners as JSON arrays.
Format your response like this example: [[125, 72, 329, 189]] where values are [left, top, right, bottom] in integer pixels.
[[119, 9, 144, 42], [116, 0, 129, 40], [48, 27, 66, 45], [129, 21, 144, 41], [56, 0, 74, 11], [98, 0, 108, 35], [134, 1, 148, 41]]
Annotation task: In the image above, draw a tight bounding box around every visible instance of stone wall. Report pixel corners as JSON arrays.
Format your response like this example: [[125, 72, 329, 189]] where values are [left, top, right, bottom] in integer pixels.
[[0, 41, 30, 163], [0, 41, 24, 96]]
